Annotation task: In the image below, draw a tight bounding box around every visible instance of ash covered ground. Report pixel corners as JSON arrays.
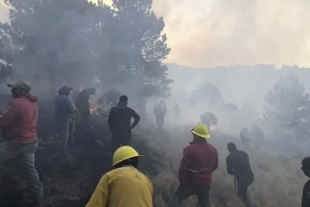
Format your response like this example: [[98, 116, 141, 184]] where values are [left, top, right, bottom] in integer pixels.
[[0, 96, 164, 207]]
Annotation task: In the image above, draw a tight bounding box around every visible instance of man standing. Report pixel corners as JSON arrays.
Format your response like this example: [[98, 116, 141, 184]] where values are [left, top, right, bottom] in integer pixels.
[[153, 100, 167, 133], [170, 123, 218, 207], [86, 146, 153, 207], [54, 85, 75, 157], [301, 157, 310, 207], [108, 95, 140, 154], [239, 127, 251, 148], [74, 87, 96, 129], [0, 80, 43, 206], [249, 124, 264, 150], [226, 142, 254, 207]]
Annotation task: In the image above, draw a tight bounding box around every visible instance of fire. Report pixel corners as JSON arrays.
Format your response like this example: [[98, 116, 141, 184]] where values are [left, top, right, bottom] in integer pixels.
[[209, 125, 216, 131], [90, 107, 98, 114]]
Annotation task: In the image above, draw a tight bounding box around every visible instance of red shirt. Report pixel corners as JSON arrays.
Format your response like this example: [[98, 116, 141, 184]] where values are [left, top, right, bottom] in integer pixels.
[[179, 140, 218, 187], [0, 94, 38, 143]]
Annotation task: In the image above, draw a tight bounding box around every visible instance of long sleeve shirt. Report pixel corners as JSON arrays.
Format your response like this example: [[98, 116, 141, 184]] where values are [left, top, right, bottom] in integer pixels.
[[86, 166, 153, 207], [179, 140, 218, 187]]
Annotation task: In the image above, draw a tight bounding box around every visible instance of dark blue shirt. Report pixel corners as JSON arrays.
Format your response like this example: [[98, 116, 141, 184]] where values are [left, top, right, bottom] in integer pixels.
[[54, 95, 74, 121]]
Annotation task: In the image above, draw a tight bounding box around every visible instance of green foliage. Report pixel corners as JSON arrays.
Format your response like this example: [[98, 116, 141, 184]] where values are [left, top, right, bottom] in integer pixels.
[[0, 23, 14, 83], [264, 73, 310, 150], [190, 82, 223, 107], [97, 88, 121, 119], [1, 0, 171, 98], [221, 103, 238, 112], [98, 88, 121, 106], [200, 112, 217, 127], [4, 0, 98, 87]]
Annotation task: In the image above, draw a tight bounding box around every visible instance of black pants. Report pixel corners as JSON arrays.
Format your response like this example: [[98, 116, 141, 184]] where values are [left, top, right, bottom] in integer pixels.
[[76, 107, 90, 128], [80, 113, 91, 128], [237, 185, 251, 207], [111, 130, 131, 155], [170, 185, 211, 207]]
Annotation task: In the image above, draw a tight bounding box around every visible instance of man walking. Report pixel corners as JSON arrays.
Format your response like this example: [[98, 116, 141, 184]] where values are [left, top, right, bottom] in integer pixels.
[[226, 142, 254, 207], [0, 80, 43, 206], [170, 123, 218, 207], [54, 85, 75, 157], [249, 124, 264, 150], [108, 95, 140, 154], [153, 100, 167, 133], [239, 127, 251, 148]]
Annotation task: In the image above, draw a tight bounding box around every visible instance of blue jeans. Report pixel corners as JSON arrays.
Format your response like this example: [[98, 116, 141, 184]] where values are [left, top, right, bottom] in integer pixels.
[[0, 140, 43, 199], [55, 120, 70, 153], [170, 185, 211, 207]]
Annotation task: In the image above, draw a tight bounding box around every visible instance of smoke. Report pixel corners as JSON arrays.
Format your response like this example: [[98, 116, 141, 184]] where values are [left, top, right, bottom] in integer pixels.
[[0, 2, 9, 23], [1, 0, 310, 68], [153, 0, 310, 68]]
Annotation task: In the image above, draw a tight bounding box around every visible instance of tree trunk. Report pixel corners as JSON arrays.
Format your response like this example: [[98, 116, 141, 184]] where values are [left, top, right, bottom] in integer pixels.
[[135, 53, 147, 121]]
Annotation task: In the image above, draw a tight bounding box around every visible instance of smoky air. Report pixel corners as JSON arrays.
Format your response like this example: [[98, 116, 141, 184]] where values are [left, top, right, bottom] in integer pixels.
[[0, 0, 309, 207]]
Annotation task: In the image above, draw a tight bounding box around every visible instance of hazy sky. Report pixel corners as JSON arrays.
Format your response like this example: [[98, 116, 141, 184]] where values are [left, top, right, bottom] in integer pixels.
[[2, 0, 310, 68]]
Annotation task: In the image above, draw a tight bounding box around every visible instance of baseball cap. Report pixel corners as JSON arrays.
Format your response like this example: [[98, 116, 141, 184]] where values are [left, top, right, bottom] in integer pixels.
[[60, 85, 73, 91], [7, 80, 32, 92], [58, 85, 73, 94]]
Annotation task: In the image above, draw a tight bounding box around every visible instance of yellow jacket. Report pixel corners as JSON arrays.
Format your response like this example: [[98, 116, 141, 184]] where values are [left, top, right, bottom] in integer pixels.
[[86, 166, 153, 207]]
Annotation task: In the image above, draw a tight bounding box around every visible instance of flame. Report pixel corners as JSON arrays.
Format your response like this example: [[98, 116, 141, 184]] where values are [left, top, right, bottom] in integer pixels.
[[79, 86, 83, 92], [209, 125, 216, 131], [90, 107, 98, 114]]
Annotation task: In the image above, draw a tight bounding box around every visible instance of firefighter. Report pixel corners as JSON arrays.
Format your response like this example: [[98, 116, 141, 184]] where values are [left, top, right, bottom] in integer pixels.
[[153, 100, 167, 133], [86, 146, 153, 207], [54, 85, 76, 157], [239, 127, 251, 148], [74, 87, 96, 129], [301, 157, 310, 207], [226, 142, 254, 207], [0, 80, 43, 206], [108, 95, 140, 155], [250, 124, 264, 150], [170, 123, 218, 207]]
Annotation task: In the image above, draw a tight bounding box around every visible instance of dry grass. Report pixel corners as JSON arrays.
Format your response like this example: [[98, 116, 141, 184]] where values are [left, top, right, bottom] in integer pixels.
[[134, 125, 307, 207]]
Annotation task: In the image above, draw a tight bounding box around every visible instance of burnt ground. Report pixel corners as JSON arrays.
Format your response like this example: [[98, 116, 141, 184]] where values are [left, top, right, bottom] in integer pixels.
[[0, 99, 165, 207]]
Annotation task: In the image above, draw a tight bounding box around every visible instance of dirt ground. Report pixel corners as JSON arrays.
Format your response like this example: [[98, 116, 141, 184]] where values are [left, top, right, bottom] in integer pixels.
[[0, 98, 165, 207], [0, 95, 306, 207]]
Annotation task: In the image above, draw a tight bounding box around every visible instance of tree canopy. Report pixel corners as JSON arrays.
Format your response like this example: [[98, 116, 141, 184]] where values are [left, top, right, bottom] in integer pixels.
[[0, 23, 13, 83], [264, 73, 310, 152], [0, 0, 172, 108], [190, 81, 223, 107]]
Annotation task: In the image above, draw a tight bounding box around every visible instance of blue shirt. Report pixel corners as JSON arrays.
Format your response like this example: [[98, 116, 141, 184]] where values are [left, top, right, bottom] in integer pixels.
[[54, 95, 74, 121]]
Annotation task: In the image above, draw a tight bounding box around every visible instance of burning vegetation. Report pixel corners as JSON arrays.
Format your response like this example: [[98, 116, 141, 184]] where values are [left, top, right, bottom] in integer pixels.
[[89, 107, 98, 114]]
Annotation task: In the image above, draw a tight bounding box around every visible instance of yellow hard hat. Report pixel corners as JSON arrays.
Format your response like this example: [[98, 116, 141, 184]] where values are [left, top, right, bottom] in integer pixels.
[[112, 146, 144, 166], [191, 123, 211, 139]]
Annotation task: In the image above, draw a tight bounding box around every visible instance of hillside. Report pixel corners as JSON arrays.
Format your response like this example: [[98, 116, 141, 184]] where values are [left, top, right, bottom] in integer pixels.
[[166, 63, 310, 112], [149, 126, 305, 207], [0, 95, 306, 207]]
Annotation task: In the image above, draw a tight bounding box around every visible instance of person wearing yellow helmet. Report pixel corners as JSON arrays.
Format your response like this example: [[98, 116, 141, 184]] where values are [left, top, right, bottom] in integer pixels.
[[170, 123, 218, 207], [86, 146, 153, 207]]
